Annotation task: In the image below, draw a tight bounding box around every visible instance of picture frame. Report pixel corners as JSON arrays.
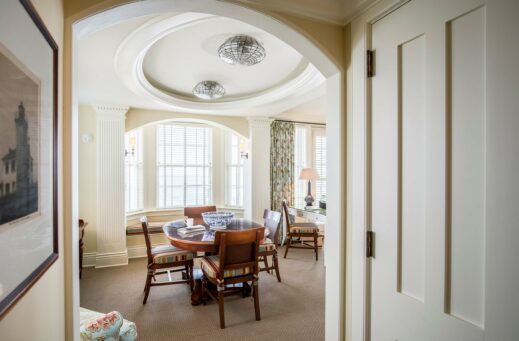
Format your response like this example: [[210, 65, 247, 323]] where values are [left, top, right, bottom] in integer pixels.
[[0, 0, 58, 319]]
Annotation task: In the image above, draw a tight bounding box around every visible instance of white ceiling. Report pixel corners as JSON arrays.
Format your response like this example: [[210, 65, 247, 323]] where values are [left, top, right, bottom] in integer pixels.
[[77, 13, 326, 117], [230, 0, 377, 24], [142, 16, 305, 98]]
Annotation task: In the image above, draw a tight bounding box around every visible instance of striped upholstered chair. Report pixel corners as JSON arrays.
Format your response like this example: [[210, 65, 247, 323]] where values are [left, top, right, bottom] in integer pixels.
[[200, 228, 264, 328], [140, 216, 196, 304], [259, 209, 282, 282], [282, 200, 320, 261]]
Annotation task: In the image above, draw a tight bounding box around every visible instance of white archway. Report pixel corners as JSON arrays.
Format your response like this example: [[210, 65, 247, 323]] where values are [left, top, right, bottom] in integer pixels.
[[68, 2, 344, 340]]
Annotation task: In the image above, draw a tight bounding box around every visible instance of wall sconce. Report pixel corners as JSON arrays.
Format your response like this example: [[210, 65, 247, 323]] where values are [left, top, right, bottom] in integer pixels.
[[239, 139, 249, 159], [81, 133, 93, 144], [125, 136, 136, 157]]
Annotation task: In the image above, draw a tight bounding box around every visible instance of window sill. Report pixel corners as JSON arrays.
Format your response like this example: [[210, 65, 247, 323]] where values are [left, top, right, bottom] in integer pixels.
[[126, 207, 244, 220]]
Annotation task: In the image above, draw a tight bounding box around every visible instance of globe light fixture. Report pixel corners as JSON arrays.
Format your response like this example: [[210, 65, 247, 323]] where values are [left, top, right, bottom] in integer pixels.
[[218, 34, 266, 66], [192, 81, 225, 100]]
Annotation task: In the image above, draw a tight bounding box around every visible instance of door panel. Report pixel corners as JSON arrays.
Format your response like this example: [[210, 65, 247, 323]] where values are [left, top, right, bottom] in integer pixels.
[[370, 0, 485, 340]]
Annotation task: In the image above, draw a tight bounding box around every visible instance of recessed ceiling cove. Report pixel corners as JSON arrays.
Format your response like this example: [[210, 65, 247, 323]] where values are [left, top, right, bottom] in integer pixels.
[[114, 13, 324, 113]]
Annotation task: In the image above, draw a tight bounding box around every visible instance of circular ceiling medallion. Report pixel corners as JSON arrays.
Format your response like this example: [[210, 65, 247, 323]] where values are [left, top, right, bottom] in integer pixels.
[[114, 13, 325, 113]]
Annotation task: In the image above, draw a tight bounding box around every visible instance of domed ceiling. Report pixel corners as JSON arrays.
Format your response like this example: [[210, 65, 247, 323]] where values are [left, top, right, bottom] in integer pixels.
[[77, 12, 326, 116]]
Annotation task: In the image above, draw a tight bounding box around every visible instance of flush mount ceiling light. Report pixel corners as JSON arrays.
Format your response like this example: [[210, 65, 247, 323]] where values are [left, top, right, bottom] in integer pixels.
[[218, 34, 266, 66], [192, 80, 226, 100]]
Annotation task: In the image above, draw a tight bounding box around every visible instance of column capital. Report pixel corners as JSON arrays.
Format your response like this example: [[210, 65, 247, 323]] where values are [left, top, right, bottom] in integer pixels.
[[93, 104, 129, 119]]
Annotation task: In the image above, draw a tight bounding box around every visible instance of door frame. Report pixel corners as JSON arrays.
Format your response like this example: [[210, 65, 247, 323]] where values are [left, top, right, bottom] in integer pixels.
[[63, 1, 344, 340], [347, 1, 410, 340]]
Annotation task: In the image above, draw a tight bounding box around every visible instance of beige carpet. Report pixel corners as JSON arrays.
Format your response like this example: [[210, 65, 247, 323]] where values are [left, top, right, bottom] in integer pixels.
[[80, 246, 325, 341]]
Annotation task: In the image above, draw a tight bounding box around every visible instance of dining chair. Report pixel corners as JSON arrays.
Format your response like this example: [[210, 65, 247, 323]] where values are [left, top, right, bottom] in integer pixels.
[[259, 209, 282, 282], [140, 216, 196, 304], [200, 228, 264, 329], [184, 205, 217, 225], [282, 200, 320, 261]]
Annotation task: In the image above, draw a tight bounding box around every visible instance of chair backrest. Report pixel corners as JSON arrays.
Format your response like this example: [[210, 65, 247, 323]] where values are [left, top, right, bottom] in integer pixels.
[[184, 205, 217, 225], [281, 200, 292, 230], [214, 228, 264, 281], [140, 216, 153, 264], [263, 209, 282, 245]]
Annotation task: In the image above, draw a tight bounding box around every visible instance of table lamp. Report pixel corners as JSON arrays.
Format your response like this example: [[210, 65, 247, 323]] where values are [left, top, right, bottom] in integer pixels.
[[299, 167, 319, 207]]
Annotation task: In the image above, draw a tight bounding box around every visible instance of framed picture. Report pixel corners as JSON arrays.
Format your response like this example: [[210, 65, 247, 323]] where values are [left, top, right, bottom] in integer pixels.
[[0, 0, 58, 319]]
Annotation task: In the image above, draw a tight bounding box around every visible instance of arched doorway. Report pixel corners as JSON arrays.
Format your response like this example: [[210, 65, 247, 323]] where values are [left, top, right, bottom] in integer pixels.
[[64, 1, 344, 339]]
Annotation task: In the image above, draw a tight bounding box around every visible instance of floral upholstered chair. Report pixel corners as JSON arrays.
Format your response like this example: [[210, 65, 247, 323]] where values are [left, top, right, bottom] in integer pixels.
[[79, 307, 137, 340]]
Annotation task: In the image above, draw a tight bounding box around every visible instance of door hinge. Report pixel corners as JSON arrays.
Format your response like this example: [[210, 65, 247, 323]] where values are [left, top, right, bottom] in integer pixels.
[[366, 231, 374, 258], [367, 49, 374, 78]]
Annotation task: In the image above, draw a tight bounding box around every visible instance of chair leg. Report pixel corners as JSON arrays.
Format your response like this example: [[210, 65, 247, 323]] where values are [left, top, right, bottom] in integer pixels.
[[263, 256, 270, 273], [218, 287, 226, 329], [189, 265, 194, 291], [143, 273, 153, 304], [284, 235, 291, 258], [253, 279, 261, 321], [273, 253, 282, 282], [314, 235, 319, 261]]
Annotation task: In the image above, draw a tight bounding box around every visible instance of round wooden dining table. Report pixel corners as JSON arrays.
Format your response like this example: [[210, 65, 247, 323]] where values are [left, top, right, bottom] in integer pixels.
[[162, 218, 265, 305], [163, 218, 265, 254]]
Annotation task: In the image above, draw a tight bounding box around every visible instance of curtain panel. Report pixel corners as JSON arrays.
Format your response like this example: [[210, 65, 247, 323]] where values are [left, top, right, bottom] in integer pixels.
[[270, 121, 295, 212]]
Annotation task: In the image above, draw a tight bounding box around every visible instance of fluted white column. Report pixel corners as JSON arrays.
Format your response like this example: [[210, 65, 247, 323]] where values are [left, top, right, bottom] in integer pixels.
[[94, 105, 129, 267], [246, 117, 273, 224]]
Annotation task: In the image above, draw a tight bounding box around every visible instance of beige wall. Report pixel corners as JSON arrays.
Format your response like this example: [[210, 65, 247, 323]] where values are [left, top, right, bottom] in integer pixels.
[[126, 107, 249, 138], [0, 0, 65, 340]]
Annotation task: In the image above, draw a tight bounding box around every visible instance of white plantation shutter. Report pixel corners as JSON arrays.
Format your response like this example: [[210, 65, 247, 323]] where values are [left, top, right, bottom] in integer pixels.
[[313, 128, 326, 200], [225, 132, 244, 207], [125, 129, 143, 212], [294, 125, 307, 206], [157, 123, 212, 208]]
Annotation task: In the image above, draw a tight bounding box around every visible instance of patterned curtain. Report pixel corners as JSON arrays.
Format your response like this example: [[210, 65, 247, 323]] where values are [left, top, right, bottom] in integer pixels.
[[270, 121, 295, 213]]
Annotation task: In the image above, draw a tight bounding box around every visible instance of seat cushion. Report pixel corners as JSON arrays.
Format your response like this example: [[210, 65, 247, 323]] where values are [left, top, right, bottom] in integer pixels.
[[80, 310, 123, 341], [80, 307, 137, 341], [151, 244, 195, 264], [201, 255, 252, 280], [259, 238, 276, 252], [289, 222, 319, 234]]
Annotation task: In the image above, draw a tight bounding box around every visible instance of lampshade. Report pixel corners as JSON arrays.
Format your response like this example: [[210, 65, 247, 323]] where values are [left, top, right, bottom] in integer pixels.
[[299, 168, 319, 180]]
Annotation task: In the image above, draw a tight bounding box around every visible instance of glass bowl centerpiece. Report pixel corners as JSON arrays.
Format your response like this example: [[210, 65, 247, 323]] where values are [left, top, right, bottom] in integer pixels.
[[201, 211, 235, 228]]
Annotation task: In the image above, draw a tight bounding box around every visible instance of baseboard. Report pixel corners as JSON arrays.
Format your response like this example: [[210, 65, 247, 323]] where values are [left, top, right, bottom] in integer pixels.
[[95, 250, 129, 268], [127, 245, 147, 259], [83, 252, 96, 268]]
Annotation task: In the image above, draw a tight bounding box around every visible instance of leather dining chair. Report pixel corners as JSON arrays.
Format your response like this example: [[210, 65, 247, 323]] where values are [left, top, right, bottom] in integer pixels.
[[259, 209, 282, 282]]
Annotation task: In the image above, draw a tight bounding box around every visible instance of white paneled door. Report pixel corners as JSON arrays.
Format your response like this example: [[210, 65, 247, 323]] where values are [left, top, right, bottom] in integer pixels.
[[370, 0, 485, 340]]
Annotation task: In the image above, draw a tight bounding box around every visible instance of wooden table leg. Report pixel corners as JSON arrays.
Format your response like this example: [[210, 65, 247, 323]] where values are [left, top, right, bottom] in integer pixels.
[[191, 269, 210, 306]]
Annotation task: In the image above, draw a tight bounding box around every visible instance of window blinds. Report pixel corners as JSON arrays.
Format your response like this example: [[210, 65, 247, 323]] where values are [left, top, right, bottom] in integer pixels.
[[156, 124, 212, 208], [313, 128, 327, 200], [125, 129, 143, 212], [225, 132, 244, 207]]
